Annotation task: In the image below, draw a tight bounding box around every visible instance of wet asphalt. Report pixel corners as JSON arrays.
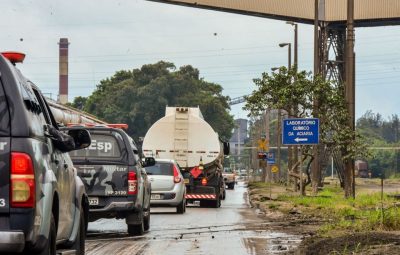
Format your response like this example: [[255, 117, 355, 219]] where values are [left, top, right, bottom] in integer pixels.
[[85, 182, 302, 255]]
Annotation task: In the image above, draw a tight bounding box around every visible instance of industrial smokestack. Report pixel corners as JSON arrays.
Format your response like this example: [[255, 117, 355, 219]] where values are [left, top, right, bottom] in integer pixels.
[[58, 38, 69, 104]]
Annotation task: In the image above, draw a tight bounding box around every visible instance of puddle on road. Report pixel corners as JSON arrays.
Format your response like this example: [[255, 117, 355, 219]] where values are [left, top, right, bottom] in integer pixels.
[[242, 231, 302, 254]]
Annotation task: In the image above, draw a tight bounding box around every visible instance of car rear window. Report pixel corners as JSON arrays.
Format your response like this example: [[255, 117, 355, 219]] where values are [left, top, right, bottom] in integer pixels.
[[70, 133, 121, 158], [146, 162, 173, 176], [0, 80, 10, 136], [224, 168, 233, 173]]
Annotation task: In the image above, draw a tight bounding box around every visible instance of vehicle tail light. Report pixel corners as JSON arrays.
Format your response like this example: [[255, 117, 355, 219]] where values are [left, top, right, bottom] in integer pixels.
[[128, 171, 138, 195], [10, 152, 35, 208], [1, 52, 25, 64], [201, 177, 207, 186], [173, 165, 181, 183]]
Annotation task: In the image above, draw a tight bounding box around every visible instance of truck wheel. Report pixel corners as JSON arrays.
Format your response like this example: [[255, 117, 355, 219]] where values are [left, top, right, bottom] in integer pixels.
[[228, 183, 235, 190], [176, 198, 186, 214], [127, 211, 144, 236], [71, 210, 86, 255], [33, 213, 56, 255], [144, 208, 150, 231], [212, 196, 221, 208]]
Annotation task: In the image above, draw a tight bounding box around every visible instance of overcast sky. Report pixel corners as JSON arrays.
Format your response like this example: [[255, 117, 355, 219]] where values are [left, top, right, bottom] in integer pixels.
[[1, 0, 400, 120]]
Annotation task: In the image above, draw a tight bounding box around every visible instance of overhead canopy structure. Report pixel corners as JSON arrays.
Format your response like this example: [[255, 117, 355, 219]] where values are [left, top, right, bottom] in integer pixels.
[[148, 0, 400, 26]]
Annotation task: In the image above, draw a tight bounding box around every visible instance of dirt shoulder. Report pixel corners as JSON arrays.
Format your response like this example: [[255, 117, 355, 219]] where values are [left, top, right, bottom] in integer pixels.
[[247, 179, 400, 254]]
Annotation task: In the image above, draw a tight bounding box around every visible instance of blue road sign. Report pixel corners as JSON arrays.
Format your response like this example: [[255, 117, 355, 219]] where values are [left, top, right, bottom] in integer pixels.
[[266, 152, 275, 164], [282, 118, 319, 145]]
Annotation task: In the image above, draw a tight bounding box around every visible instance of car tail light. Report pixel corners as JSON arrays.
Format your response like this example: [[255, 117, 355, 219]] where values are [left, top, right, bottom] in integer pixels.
[[173, 165, 181, 183], [201, 177, 207, 186], [128, 171, 138, 195], [10, 152, 35, 208]]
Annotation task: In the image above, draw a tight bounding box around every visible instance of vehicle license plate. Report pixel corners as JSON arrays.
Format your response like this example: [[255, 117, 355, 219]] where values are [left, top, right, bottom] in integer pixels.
[[89, 197, 99, 206], [184, 178, 190, 184], [151, 194, 161, 200]]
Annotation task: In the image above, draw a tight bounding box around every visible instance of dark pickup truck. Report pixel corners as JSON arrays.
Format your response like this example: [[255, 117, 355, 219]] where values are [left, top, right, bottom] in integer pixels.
[[66, 125, 155, 236], [0, 51, 91, 255]]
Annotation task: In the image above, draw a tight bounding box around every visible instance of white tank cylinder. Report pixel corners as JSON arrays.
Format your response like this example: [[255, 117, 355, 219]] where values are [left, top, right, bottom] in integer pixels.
[[142, 107, 222, 168]]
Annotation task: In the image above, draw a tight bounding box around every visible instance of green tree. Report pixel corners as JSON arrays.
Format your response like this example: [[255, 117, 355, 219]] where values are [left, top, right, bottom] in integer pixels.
[[69, 96, 87, 110], [81, 61, 234, 140], [357, 111, 400, 176], [244, 66, 368, 196]]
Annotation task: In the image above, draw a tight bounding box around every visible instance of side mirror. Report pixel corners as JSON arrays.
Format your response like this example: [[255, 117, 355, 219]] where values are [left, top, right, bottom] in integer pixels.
[[68, 129, 91, 151], [223, 142, 230, 155], [142, 157, 156, 167]]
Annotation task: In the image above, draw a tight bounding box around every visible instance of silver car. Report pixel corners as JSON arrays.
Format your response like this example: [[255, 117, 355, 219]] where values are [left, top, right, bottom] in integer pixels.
[[145, 159, 186, 214]]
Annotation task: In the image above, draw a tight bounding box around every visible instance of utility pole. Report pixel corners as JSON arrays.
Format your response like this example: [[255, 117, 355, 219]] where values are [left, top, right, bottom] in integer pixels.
[[237, 121, 241, 156], [277, 110, 282, 181], [264, 110, 270, 182], [287, 21, 299, 189], [312, 0, 320, 195], [279, 42, 292, 186], [345, 0, 356, 198]]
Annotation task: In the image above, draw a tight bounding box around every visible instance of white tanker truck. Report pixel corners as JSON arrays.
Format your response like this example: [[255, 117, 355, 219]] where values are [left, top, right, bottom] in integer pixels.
[[142, 107, 229, 208]]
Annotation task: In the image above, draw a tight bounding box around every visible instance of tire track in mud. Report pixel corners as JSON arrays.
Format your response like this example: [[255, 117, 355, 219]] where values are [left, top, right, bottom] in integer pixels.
[[86, 238, 148, 255], [85, 183, 304, 255]]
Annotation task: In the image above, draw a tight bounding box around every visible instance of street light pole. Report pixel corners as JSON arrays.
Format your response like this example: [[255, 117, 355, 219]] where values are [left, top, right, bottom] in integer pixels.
[[286, 21, 298, 69], [278, 42, 293, 188], [286, 21, 300, 192], [279, 43, 292, 70], [271, 67, 282, 183]]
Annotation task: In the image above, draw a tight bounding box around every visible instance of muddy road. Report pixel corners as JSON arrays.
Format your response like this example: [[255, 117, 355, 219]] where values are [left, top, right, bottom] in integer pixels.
[[86, 182, 302, 255]]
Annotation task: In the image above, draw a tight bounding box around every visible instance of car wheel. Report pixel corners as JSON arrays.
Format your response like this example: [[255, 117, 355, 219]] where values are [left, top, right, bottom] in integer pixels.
[[32, 213, 56, 255], [176, 199, 185, 214], [144, 207, 150, 231], [71, 210, 86, 255]]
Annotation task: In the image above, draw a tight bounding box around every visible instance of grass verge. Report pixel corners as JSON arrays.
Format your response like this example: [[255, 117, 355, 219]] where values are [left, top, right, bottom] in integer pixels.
[[248, 181, 400, 236]]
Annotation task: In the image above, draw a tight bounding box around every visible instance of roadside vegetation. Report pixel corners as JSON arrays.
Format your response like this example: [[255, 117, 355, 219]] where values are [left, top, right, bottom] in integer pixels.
[[68, 61, 235, 141], [248, 180, 400, 235]]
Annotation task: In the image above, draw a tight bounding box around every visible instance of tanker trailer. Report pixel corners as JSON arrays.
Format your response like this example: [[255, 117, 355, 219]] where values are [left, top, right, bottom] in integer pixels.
[[47, 98, 107, 126], [142, 107, 229, 208]]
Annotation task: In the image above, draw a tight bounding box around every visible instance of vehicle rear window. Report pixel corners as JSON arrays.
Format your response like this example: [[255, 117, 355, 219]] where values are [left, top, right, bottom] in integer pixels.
[[0, 80, 10, 136], [70, 134, 121, 158], [145, 162, 173, 176], [224, 168, 233, 173]]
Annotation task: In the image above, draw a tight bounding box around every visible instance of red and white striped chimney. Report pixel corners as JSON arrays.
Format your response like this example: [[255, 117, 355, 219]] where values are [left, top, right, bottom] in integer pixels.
[[58, 38, 69, 104]]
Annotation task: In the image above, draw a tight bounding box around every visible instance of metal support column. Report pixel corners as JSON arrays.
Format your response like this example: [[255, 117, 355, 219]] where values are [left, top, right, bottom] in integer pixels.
[[315, 18, 348, 190]]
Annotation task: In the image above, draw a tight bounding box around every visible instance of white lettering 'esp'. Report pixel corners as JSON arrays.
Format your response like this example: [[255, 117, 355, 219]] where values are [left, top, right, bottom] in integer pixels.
[[88, 140, 113, 152], [0, 142, 7, 150]]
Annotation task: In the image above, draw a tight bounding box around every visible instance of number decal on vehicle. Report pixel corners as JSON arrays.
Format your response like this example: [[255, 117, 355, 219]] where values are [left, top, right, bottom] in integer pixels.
[[0, 199, 6, 207], [105, 190, 127, 195]]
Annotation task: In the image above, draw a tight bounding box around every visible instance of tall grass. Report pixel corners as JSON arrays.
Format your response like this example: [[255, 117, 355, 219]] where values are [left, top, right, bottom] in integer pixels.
[[267, 183, 400, 232]]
